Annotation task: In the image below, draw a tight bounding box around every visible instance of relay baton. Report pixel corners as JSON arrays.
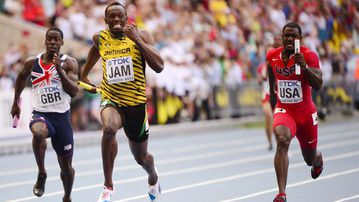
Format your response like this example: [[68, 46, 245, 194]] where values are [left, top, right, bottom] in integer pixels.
[[294, 39, 301, 75], [12, 97, 22, 128], [77, 81, 101, 93]]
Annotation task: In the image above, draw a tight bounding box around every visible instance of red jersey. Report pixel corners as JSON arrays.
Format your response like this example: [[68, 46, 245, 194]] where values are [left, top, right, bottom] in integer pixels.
[[266, 46, 320, 110]]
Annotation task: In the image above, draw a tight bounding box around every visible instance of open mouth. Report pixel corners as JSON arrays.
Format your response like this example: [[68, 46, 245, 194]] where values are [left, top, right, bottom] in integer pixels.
[[286, 44, 294, 49], [48, 46, 57, 51], [112, 24, 122, 31]]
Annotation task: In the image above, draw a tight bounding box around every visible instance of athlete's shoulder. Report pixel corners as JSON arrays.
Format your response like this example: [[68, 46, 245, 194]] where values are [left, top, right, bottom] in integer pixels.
[[301, 46, 319, 58], [63, 54, 77, 64], [92, 31, 100, 39], [24, 56, 37, 67], [266, 47, 283, 61], [92, 31, 102, 46], [301, 47, 320, 68], [139, 29, 155, 45]]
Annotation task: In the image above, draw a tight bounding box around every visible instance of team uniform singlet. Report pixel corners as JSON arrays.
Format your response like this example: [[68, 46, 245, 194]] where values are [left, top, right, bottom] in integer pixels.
[[31, 54, 71, 113], [267, 46, 320, 149], [267, 46, 320, 109], [98, 29, 147, 107]]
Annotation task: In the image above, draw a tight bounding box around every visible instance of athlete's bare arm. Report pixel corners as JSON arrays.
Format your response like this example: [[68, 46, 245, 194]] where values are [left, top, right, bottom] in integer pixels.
[[11, 57, 35, 118], [294, 52, 323, 91], [303, 67, 323, 91], [53, 54, 79, 97], [267, 62, 277, 110], [123, 24, 164, 73], [80, 33, 101, 90]]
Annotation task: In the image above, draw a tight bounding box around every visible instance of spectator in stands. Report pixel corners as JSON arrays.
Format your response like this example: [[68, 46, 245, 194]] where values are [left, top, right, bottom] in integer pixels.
[[22, 0, 46, 26]]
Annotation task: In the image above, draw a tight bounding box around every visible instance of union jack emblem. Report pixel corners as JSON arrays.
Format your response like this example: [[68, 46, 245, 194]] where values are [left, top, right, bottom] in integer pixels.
[[32, 65, 60, 87]]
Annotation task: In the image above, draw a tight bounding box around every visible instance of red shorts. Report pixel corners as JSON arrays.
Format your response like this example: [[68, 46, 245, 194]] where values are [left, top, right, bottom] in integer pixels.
[[273, 104, 318, 149]]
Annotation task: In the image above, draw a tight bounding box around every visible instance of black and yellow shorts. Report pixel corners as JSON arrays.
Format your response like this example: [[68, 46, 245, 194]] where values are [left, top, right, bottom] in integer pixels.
[[100, 100, 149, 143]]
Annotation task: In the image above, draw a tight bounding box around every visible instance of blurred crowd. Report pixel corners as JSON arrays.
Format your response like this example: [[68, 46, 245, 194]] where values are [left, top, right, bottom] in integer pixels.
[[1, 0, 359, 130]]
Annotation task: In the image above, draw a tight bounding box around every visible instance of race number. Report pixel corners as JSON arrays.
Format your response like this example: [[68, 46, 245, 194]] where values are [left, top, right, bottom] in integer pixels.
[[38, 85, 64, 106], [106, 56, 134, 84], [277, 80, 303, 103]]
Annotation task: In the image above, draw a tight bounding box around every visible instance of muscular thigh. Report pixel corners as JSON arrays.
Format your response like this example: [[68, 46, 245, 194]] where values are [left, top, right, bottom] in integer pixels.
[[30, 112, 54, 137], [273, 108, 297, 137], [100, 103, 122, 129], [30, 111, 74, 158], [122, 104, 149, 143], [296, 110, 318, 149]]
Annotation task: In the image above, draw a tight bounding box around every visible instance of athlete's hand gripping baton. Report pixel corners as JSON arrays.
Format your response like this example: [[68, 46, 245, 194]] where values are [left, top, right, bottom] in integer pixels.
[[12, 97, 22, 128], [295, 39, 301, 75], [77, 81, 101, 93]]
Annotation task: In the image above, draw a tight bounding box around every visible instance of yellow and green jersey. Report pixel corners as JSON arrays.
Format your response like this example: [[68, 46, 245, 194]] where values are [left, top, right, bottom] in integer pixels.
[[98, 29, 147, 107]]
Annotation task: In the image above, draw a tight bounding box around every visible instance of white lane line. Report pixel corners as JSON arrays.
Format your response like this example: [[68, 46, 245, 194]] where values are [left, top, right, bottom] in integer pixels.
[[1, 126, 356, 178], [0, 135, 265, 177], [0, 143, 267, 189], [2, 132, 358, 190], [114, 151, 359, 202], [220, 168, 359, 202], [333, 195, 359, 202], [6, 142, 359, 202]]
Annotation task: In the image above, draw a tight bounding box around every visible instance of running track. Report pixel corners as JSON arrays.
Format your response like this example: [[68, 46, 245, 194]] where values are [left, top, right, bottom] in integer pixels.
[[0, 117, 358, 202]]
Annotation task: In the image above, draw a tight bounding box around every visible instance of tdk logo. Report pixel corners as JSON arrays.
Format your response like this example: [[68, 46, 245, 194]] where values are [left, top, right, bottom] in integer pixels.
[[39, 86, 60, 93], [278, 80, 300, 87]]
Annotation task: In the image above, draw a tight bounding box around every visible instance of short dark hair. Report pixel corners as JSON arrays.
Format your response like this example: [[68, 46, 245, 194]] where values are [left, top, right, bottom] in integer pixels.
[[105, 1, 127, 17], [282, 22, 302, 36], [46, 27, 64, 39]]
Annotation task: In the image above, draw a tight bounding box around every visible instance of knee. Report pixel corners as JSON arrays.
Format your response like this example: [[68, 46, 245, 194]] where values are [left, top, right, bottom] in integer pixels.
[[32, 128, 47, 141], [274, 126, 291, 149], [134, 153, 150, 166], [102, 125, 117, 138], [60, 163, 75, 176]]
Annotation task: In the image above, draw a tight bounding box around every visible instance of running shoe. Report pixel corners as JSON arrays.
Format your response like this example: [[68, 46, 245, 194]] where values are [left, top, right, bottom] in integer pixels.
[[33, 172, 47, 197], [273, 193, 287, 202], [148, 179, 161, 202], [311, 164, 323, 179], [97, 185, 113, 202], [311, 156, 323, 179]]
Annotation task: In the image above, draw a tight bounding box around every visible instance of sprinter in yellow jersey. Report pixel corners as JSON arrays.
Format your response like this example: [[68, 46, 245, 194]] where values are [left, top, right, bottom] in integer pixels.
[[80, 2, 164, 202]]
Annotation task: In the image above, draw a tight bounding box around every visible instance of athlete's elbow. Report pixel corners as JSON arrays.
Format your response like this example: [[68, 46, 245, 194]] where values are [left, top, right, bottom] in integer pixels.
[[153, 64, 164, 73], [312, 82, 322, 91], [156, 66, 164, 73], [68, 87, 79, 98]]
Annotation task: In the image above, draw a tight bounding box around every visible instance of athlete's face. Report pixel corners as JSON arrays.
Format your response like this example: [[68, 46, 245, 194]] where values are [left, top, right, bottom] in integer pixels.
[[282, 27, 301, 52], [105, 5, 127, 36], [45, 30, 63, 55]]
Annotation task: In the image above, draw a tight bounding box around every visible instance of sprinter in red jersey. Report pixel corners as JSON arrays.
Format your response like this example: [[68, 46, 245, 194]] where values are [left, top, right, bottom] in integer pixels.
[[267, 22, 324, 202]]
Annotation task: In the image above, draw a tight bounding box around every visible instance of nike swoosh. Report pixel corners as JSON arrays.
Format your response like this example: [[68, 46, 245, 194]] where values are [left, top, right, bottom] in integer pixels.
[[272, 58, 279, 61], [308, 138, 317, 144]]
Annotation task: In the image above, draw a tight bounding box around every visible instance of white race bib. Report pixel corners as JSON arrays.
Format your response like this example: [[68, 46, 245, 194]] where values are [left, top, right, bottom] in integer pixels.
[[106, 56, 134, 84], [37, 85, 64, 107], [277, 80, 303, 103]]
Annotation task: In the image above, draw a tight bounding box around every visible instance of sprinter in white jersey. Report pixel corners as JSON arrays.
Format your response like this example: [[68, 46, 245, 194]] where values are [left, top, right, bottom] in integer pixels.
[[11, 27, 78, 202]]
